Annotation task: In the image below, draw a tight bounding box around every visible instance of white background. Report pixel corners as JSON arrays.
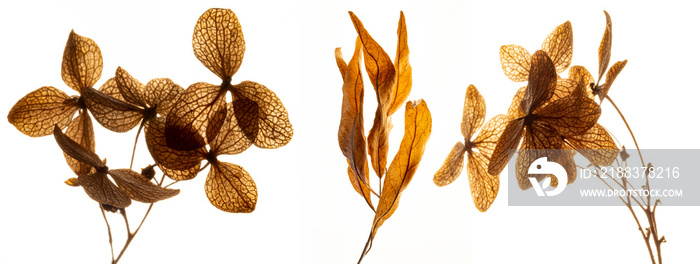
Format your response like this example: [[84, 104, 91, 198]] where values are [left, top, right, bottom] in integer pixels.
[[1, 0, 698, 263]]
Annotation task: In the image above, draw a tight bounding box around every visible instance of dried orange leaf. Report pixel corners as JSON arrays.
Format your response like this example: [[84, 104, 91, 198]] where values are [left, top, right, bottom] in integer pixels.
[[600, 60, 627, 101], [433, 141, 465, 187], [541, 21, 573, 73], [115, 67, 146, 107], [367, 111, 389, 178], [461, 84, 486, 139], [165, 82, 225, 151], [78, 172, 131, 208], [145, 117, 205, 179], [387, 11, 412, 116], [598, 10, 613, 81], [108, 169, 180, 203], [521, 50, 557, 114], [7, 86, 79, 137], [346, 159, 374, 211], [535, 95, 601, 137], [63, 111, 96, 175], [499, 45, 531, 82], [335, 47, 348, 80], [231, 81, 293, 149], [61, 30, 103, 92], [337, 39, 373, 209], [488, 118, 524, 176], [193, 8, 245, 79], [349, 11, 396, 109], [566, 123, 618, 166], [205, 162, 257, 213], [53, 125, 103, 170], [83, 87, 143, 132], [371, 99, 431, 236], [210, 104, 253, 155]]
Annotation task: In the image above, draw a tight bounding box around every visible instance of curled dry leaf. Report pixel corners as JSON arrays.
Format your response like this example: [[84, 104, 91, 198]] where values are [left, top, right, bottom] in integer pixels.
[[336, 38, 374, 210], [362, 100, 431, 260]]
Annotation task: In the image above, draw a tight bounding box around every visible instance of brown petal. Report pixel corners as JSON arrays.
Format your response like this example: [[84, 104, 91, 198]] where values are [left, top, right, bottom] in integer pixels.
[[231, 81, 293, 149], [488, 118, 524, 176], [53, 125, 104, 170], [61, 30, 103, 93], [515, 122, 563, 190], [143, 78, 184, 117], [371, 100, 431, 237], [210, 103, 253, 156], [521, 50, 557, 114], [165, 82, 225, 151], [433, 141, 466, 187], [205, 162, 257, 213], [535, 95, 601, 137], [63, 111, 96, 175], [568, 66, 595, 100], [193, 8, 245, 79], [598, 11, 613, 81], [98, 77, 124, 101], [499, 45, 531, 82], [566, 123, 618, 166], [8, 86, 79, 137], [507, 86, 526, 119], [115, 67, 146, 107], [78, 171, 131, 208], [541, 21, 573, 73], [387, 11, 412, 116], [461, 84, 486, 139], [600, 60, 627, 101], [83, 87, 143, 132], [108, 169, 180, 203], [467, 148, 498, 212], [145, 117, 205, 180]]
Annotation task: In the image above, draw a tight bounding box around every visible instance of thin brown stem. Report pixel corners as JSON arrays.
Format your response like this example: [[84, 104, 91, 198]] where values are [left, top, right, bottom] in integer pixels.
[[129, 121, 146, 170], [100, 206, 115, 263], [357, 231, 374, 264]]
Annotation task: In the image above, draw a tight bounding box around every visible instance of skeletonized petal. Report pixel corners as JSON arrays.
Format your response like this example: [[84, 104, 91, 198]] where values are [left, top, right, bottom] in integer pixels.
[[461, 84, 486, 139], [63, 111, 96, 176], [541, 21, 573, 73], [165, 82, 225, 151], [145, 117, 205, 180], [566, 123, 618, 166], [193, 8, 245, 79], [108, 169, 180, 203], [210, 103, 253, 155], [433, 141, 466, 187], [488, 118, 524, 176], [521, 50, 557, 114], [598, 11, 613, 81], [61, 30, 103, 92], [231, 81, 293, 149], [205, 162, 257, 213], [83, 87, 143, 132], [8, 86, 79, 137], [78, 172, 131, 208], [115, 67, 146, 107], [515, 123, 563, 190], [535, 95, 601, 137], [499, 45, 531, 82]]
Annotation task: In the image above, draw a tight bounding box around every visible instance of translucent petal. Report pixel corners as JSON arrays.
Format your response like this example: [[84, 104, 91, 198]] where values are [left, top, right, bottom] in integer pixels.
[[63, 110, 95, 176], [210, 103, 253, 155], [78, 172, 131, 208], [205, 162, 257, 213], [145, 117, 205, 180], [108, 169, 180, 203], [115, 67, 146, 107], [165, 82, 224, 151], [7, 86, 79, 137], [541, 21, 573, 73], [231, 81, 293, 149], [61, 30, 103, 92], [461, 84, 486, 139], [144, 78, 184, 117], [83, 87, 143, 132], [193, 8, 245, 79], [499, 45, 531, 82], [433, 141, 466, 187]]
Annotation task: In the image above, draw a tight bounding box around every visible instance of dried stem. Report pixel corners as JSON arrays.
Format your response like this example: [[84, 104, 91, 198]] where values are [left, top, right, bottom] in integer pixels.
[[100, 206, 115, 263]]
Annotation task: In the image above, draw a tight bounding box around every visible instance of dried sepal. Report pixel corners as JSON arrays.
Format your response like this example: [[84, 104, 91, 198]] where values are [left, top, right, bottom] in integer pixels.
[[521, 50, 557, 114], [566, 123, 618, 166], [209, 103, 253, 155], [534, 95, 601, 137], [433, 141, 466, 187], [98, 77, 123, 101], [115, 67, 147, 107], [469, 115, 509, 212], [599, 60, 627, 101], [488, 118, 524, 176], [64, 177, 80, 187], [62, 112, 97, 175], [598, 10, 613, 81], [108, 169, 180, 203], [78, 172, 131, 208], [83, 87, 143, 132], [499, 45, 531, 82], [53, 125, 104, 170], [165, 82, 224, 151], [515, 123, 563, 190], [541, 21, 573, 73], [192, 8, 245, 79], [7, 86, 79, 137], [231, 81, 293, 149], [205, 162, 257, 213], [144, 78, 184, 116], [461, 84, 486, 139], [61, 30, 103, 93], [145, 117, 205, 179]]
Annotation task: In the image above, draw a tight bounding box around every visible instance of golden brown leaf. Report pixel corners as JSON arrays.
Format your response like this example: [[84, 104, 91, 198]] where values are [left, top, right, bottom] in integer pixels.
[[367, 111, 389, 177], [598, 10, 613, 81], [83, 87, 143, 132], [433, 141, 466, 187], [535, 95, 601, 137], [461, 84, 486, 139], [371, 99, 431, 236], [387, 11, 412, 116], [205, 162, 257, 213], [499, 45, 531, 82], [348, 11, 397, 109], [165, 82, 225, 151], [7, 86, 79, 137], [192, 8, 245, 79], [231, 81, 293, 148], [78, 172, 131, 208], [488, 118, 524, 176], [346, 159, 373, 210], [61, 30, 103, 93], [566, 123, 618, 166], [145, 117, 205, 180], [63, 111, 96, 175], [335, 47, 348, 80], [337, 38, 373, 210], [541, 21, 573, 73], [108, 169, 180, 203]]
